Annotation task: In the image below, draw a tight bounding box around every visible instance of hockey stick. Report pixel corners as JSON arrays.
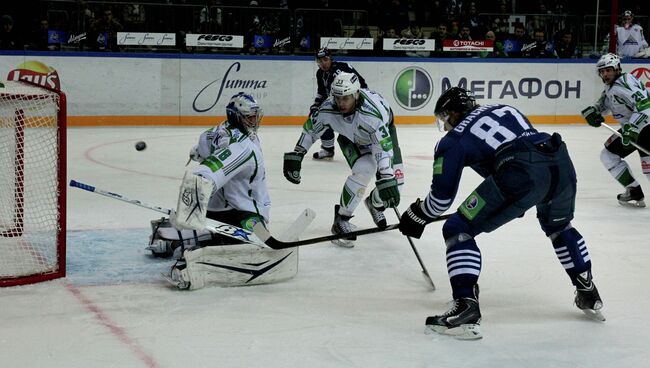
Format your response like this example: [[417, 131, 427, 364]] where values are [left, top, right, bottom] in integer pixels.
[[392, 207, 436, 290], [600, 123, 650, 155], [69, 180, 266, 246], [253, 213, 452, 249]]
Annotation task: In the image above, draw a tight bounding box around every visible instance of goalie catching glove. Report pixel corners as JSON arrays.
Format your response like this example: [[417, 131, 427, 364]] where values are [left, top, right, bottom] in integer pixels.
[[283, 151, 305, 184], [375, 176, 400, 208], [399, 198, 436, 239], [581, 106, 604, 127]]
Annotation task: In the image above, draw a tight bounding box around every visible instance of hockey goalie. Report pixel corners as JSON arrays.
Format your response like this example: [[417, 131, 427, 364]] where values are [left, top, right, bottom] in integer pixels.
[[148, 92, 313, 290]]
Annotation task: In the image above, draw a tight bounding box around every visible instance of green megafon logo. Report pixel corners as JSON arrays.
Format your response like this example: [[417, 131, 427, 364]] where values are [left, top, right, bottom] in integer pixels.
[[393, 66, 433, 110]]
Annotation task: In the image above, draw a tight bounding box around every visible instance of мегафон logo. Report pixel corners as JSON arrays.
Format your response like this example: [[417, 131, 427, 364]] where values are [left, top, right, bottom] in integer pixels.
[[393, 66, 433, 110]]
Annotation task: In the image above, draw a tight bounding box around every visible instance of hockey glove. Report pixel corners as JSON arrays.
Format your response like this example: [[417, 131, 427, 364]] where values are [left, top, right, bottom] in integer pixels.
[[309, 103, 320, 117], [622, 123, 640, 146], [399, 199, 435, 239], [581, 106, 604, 127], [283, 151, 305, 184], [376, 177, 400, 208]]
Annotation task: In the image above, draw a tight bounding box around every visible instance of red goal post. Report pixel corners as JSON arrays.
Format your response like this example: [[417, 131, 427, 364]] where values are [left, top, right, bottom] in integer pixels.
[[0, 80, 66, 286]]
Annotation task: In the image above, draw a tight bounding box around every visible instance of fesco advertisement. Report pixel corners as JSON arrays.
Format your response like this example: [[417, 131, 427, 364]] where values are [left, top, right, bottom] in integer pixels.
[[1, 54, 649, 125]]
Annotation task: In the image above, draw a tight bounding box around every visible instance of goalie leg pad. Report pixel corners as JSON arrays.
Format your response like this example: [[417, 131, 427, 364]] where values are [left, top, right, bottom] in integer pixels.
[[174, 245, 298, 290], [173, 171, 214, 230]]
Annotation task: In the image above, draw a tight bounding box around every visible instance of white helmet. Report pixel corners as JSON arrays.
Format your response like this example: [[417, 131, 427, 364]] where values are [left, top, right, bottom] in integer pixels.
[[596, 53, 621, 72], [331, 72, 361, 98], [226, 92, 263, 136]]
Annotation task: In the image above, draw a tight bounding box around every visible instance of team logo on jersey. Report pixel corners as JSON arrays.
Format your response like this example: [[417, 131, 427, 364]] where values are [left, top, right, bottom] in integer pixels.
[[459, 191, 486, 220], [630, 67, 650, 89], [393, 67, 433, 111]]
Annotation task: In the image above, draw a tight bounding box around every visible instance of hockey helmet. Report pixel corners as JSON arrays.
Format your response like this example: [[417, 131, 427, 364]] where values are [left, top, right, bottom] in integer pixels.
[[331, 72, 361, 98], [596, 53, 621, 71], [226, 92, 263, 136], [434, 87, 477, 127], [316, 47, 331, 59]]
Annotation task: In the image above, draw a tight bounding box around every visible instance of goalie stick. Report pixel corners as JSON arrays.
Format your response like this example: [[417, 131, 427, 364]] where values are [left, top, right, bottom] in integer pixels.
[[600, 123, 650, 155], [254, 214, 452, 249], [69, 179, 267, 246]]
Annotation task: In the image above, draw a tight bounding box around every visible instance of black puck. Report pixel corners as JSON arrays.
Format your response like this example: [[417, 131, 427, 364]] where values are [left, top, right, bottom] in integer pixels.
[[135, 141, 147, 151]]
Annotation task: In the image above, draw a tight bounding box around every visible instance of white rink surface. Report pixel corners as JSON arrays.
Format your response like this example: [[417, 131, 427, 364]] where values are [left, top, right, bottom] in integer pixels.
[[2, 124, 650, 368]]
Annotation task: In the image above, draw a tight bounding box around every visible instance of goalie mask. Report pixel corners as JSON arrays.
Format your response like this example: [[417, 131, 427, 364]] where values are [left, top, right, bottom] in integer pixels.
[[434, 87, 477, 130], [331, 72, 361, 114], [596, 53, 622, 85], [226, 92, 263, 136]]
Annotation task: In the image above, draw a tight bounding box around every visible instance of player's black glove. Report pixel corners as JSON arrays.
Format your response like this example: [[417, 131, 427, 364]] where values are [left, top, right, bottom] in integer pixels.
[[375, 177, 400, 208], [399, 199, 435, 239], [581, 106, 604, 128], [309, 103, 319, 116], [283, 151, 305, 184]]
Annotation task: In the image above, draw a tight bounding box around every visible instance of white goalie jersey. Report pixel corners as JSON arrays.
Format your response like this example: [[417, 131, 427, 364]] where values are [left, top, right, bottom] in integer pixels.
[[296, 88, 396, 177], [594, 72, 650, 132], [191, 121, 271, 222]]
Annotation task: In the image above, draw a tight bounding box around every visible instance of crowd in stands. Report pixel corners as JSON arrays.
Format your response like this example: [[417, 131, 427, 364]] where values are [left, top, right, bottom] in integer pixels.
[[1, 0, 650, 59]]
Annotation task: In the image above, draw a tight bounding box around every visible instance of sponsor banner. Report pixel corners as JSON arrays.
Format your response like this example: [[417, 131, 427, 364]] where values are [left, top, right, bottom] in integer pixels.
[[67, 32, 87, 44], [383, 38, 435, 51], [320, 37, 374, 50], [117, 32, 176, 46], [6, 60, 61, 91], [253, 35, 274, 48], [48, 30, 67, 44], [186, 34, 243, 48], [443, 39, 493, 52]]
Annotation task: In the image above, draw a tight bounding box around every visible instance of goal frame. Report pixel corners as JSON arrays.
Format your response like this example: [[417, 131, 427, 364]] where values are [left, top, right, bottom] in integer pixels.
[[0, 81, 67, 287]]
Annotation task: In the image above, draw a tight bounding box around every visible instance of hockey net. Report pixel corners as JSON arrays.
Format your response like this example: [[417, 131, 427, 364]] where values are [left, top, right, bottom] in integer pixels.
[[0, 80, 66, 286]]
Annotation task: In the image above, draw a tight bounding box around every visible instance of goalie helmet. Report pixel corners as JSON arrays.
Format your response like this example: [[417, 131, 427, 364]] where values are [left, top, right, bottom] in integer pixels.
[[434, 87, 477, 128], [226, 92, 263, 136], [331, 72, 361, 98]]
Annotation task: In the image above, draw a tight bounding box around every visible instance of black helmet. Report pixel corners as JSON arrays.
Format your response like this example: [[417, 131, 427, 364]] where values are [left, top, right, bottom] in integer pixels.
[[316, 47, 331, 59], [434, 87, 477, 126]]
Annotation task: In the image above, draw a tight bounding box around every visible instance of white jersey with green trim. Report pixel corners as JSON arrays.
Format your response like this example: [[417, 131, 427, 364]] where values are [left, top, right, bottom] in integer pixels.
[[192, 121, 271, 222], [595, 72, 650, 131], [297, 88, 396, 177]]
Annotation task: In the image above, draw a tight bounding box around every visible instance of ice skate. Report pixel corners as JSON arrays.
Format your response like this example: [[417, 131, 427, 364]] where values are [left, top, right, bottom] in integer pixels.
[[312, 147, 334, 160], [425, 297, 482, 340], [574, 271, 605, 321], [162, 262, 190, 290], [364, 196, 387, 228], [617, 185, 645, 208], [331, 205, 357, 248]]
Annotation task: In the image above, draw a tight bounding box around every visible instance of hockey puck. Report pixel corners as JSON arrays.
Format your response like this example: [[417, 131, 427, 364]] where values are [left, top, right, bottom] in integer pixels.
[[135, 141, 147, 151]]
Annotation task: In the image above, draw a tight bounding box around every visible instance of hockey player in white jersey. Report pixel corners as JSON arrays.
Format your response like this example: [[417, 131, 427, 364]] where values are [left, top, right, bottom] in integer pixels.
[[149, 93, 303, 290], [283, 72, 404, 247], [581, 53, 650, 207], [616, 10, 648, 58]]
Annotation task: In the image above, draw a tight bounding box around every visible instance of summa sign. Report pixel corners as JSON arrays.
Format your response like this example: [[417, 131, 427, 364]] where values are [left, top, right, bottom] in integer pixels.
[[186, 34, 243, 48], [192, 62, 268, 113], [320, 37, 374, 50], [117, 32, 176, 46], [383, 38, 435, 51]]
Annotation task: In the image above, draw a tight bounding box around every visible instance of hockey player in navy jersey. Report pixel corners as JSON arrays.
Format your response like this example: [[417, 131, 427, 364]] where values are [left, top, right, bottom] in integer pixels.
[[399, 87, 604, 339], [309, 47, 368, 160]]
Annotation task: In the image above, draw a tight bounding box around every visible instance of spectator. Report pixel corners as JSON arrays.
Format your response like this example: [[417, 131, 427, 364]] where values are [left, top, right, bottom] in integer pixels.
[[28, 18, 59, 51], [522, 28, 555, 58], [552, 29, 578, 59], [0, 15, 21, 50], [91, 8, 123, 51], [614, 10, 648, 58], [455, 24, 474, 58], [375, 26, 403, 57], [400, 21, 424, 39], [504, 23, 529, 58], [431, 21, 451, 57], [122, 4, 146, 32], [479, 30, 506, 58]]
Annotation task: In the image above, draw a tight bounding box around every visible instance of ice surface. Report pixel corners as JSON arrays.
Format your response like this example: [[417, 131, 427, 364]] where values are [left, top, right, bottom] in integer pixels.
[[2, 125, 649, 367]]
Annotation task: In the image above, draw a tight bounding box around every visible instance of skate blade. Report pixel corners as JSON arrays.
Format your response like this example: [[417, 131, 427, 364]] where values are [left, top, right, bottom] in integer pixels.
[[618, 199, 646, 208], [581, 308, 606, 322], [161, 272, 190, 290], [331, 238, 355, 248], [425, 323, 483, 340]]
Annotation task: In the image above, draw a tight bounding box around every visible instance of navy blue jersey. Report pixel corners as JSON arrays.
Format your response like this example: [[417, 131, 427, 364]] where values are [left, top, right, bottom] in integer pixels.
[[423, 104, 537, 218], [314, 61, 368, 105]]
